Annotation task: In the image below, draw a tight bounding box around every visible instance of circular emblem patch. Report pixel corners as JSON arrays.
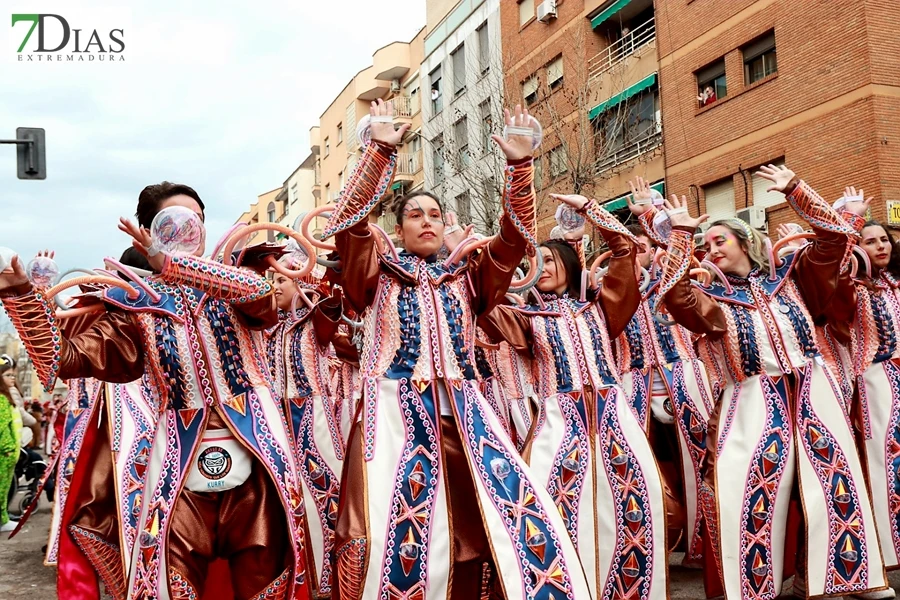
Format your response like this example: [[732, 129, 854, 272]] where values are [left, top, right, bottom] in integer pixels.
[[198, 446, 232, 480]]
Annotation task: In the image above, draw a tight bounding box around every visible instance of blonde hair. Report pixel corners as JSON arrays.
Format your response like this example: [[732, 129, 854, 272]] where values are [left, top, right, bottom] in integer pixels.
[[710, 219, 770, 273]]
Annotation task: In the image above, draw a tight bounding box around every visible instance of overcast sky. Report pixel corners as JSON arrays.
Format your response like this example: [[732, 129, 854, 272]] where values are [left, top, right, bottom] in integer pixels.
[[0, 0, 425, 275]]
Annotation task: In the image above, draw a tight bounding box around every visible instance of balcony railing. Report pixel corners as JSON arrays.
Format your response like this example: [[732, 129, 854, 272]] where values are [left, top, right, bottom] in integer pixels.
[[396, 150, 423, 176], [589, 17, 656, 81], [595, 128, 662, 174], [389, 95, 420, 119], [379, 209, 398, 235]]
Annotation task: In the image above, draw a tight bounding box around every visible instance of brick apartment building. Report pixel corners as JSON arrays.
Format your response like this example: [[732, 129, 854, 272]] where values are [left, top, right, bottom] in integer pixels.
[[501, 0, 665, 238], [499, 0, 900, 239], [656, 0, 900, 231]]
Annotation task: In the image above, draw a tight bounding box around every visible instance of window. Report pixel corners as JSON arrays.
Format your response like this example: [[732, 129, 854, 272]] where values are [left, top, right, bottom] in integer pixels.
[[339, 170, 344, 190], [523, 75, 538, 106], [452, 44, 466, 97], [429, 66, 443, 115], [479, 100, 493, 154], [696, 59, 726, 107], [751, 159, 786, 208], [534, 155, 543, 189], [703, 178, 735, 222], [594, 89, 659, 155], [267, 201, 276, 223], [547, 56, 564, 91], [477, 21, 490, 74], [290, 183, 298, 204], [455, 192, 472, 225], [519, 0, 534, 26], [337, 123, 343, 144], [454, 117, 470, 168], [743, 30, 777, 85], [325, 183, 331, 202], [432, 135, 445, 184], [324, 137, 330, 157], [549, 145, 567, 178]]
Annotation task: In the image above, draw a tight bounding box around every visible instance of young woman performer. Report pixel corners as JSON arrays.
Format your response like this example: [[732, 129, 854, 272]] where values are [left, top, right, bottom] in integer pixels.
[[0, 183, 313, 600], [265, 267, 344, 599], [328, 100, 590, 600], [481, 194, 670, 600], [830, 197, 900, 575], [616, 178, 715, 569], [657, 166, 891, 600]]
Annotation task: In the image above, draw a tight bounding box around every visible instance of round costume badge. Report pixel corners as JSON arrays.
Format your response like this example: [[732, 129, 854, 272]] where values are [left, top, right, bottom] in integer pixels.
[[198, 446, 232, 480]]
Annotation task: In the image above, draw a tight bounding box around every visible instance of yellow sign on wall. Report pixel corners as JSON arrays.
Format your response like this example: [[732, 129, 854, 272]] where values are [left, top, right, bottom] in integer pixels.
[[889, 201, 900, 226]]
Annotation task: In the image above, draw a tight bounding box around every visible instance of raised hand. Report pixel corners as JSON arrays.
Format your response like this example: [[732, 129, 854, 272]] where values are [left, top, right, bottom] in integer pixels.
[[549, 193, 589, 211], [443, 211, 474, 252], [118, 217, 167, 272], [491, 105, 534, 161], [663, 194, 708, 230], [0, 255, 29, 293], [369, 99, 410, 147], [627, 176, 654, 216], [776, 223, 801, 240], [841, 185, 872, 217], [755, 164, 797, 194]]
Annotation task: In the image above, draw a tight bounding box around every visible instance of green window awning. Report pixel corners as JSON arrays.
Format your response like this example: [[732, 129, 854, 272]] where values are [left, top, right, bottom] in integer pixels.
[[603, 181, 664, 212], [275, 232, 287, 241], [391, 181, 404, 192], [588, 73, 657, 120], [591, 0, 632, 29]]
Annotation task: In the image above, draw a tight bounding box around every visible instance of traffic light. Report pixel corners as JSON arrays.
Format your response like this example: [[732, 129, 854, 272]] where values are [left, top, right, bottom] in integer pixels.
[[2, 128, 46, 180], [15, 128, 46, 180]]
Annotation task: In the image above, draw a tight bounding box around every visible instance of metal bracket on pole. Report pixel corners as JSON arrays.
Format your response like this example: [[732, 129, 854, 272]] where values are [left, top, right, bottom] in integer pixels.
[[0, 127, 46, 180]]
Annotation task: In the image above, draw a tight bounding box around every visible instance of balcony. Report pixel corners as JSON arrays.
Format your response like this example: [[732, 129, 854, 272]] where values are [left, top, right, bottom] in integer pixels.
[[395, 150, 423, 180], [379, 209, 398, 238], [312, 164, 322, 201], [388, 95, 420, 120], [589, 17, 656, 81], [594, 128, 662, 175]]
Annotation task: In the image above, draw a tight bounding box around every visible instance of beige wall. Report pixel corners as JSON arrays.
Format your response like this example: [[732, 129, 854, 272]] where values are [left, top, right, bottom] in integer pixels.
[[315, 28, 426, 220], [427, 0, 460, 32], [236, 188, 284, 246]]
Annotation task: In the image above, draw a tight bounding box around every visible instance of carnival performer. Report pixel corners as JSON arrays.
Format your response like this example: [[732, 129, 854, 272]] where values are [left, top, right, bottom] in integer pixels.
[[475, 332, 538, 454], [0, 182, 312, 600], [328, 99, 591, 600], [18, 248, 162, 600], [616, 177, 715, 569], [481, 193, 669, 600], [264, 265, 344, 599], [0, 357, 19, 533], [828, 193, 900, 574], [658, 165, 892, 600]]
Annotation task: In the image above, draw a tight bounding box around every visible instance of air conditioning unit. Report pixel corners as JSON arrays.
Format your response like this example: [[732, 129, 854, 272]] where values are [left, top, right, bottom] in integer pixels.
[[537, 0, 557, 23], [390, 79, 401, 93], [736, 206, 767, 231]]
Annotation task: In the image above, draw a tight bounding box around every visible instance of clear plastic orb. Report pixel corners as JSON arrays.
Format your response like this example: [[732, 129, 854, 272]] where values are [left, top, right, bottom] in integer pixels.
[[653, 210, 672, 242], [0, 247, 17, 273], [650, 189, 665, 206], [150, 206, 205, 256], [503, 115, 543, 150], [555, 204, 585, 234], [549, 226, 564, 240], [282, 239, 309, 270], [26, 256, 59, 288], [356, 114, 373, 147]]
